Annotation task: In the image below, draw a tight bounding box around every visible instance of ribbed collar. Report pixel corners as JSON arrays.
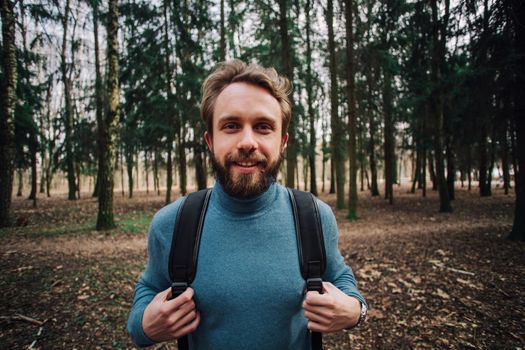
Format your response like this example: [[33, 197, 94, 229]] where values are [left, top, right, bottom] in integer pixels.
[[212, 181, 278, 215]]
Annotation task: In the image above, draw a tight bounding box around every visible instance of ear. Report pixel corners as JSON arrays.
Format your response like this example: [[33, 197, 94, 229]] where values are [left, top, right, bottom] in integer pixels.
[[204, 131, 213, 151], [280, 132, 289, 152]]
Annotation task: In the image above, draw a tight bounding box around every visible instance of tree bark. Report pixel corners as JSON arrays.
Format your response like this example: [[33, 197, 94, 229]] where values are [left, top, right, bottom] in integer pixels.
[[97, 0, 120, 230], [279, 0, 297, 188], [509, 0, 525, 241], [0, 0, 17, 226], [383, 66, 394, 205], [430, 0, 452, 212], [92, 0, 104, 199], [345, 0, 357, 218], [326, 0, 345, 208], [220, 0, 226, 61], [305, 0, 317, 196], [60, 0, 76, 200]]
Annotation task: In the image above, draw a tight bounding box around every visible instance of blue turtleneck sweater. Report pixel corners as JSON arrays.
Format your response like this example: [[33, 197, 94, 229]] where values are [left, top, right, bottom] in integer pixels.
[[127, 182, 365, 349]]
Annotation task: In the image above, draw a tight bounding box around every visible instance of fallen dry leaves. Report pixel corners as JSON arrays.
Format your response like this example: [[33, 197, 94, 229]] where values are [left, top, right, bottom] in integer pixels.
[[0, 186, 524, 349]]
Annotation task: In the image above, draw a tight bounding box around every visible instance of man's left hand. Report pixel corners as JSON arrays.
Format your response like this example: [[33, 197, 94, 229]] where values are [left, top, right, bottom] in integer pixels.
[[302, 282, 361, 333]]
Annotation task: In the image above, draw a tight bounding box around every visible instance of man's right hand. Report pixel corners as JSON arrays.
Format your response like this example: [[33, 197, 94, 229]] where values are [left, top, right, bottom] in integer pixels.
[[142, 287, 200, 342]]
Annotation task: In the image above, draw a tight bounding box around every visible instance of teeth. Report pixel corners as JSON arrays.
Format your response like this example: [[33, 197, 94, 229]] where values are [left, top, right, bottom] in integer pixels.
[[238, 162, 256, 167]]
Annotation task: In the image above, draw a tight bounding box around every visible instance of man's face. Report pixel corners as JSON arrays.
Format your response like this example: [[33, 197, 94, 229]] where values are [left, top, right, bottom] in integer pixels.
[[204, 82, 289, 198]]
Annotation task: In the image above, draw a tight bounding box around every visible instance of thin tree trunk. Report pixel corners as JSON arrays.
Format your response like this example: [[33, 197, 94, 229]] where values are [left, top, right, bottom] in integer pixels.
[[17, 170, 23, 197], [97, 0, 120, 230], [60, 0, 76, 200], [502, 121, 510, 194], [163, 0, 173, 204], [422, 149, 427, 197], [430, 0, 452, 212], [144, 150, 150, 194], [383, 66, 394, 204], [345, 0, 357, 219], [326, 0, 344, 208], [220, 0, 226, 61], [1, 0, 18, 226], [279, 0, 296, 188], [330, 158, 336, 194], [126, 151, 133, 198], [306, 0, 317, 196], [446, 138, 455, 200]]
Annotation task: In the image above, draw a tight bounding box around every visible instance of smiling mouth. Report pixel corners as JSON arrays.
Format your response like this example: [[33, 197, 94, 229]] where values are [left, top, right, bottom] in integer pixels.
[[236, 162, 258, 167]]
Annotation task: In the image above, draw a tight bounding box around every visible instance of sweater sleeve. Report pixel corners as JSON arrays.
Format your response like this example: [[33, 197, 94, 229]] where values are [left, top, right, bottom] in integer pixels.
[[127, 199, 184, 347], [317, 200, 367, 308]]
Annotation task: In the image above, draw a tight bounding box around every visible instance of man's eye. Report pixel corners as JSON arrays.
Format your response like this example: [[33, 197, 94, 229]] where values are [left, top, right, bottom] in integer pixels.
[[223, 123, 239, 130], [256, 123, 273, 131]]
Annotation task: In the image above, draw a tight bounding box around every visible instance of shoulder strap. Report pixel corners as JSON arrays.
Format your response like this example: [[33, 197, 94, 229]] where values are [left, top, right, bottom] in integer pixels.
[[287, 188, 326, 283], [287, 188, 326, 350], [168, 188, 212, 297], [168, 188, 211, 350]]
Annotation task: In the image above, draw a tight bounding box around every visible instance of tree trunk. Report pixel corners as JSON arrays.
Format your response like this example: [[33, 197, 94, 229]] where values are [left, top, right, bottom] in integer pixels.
[[16, 170, 23, 197], [154, 150, 160, 196], [329, 158, 336, 194], [0, 0, 17, 226], [509, 0, 525, 240], [430, 0, 452, 212], [446, 138, 455, 200], [97, 0, 120, 230], [345, 0, 357, 219], [60, 0, 76, 200], [126, 151, 134, 198], [383, 66, 394, 205], [220, 0, 226, 61], [92, 0, 104, 199], [195, 141, 207, 190], [305, 0, 317, 196], [279, 0, 296, 189], [163, 0, 174, 204], [428, 151, 437, 191], [166, 146, 173, 203], [422, 149, 427, 197], [502, 121, 510, 195], [479, 126, 490, 196], [326, 0, 344, 208]]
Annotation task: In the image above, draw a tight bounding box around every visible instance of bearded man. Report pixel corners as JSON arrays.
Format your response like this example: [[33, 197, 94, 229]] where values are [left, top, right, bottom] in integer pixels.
[[127, 60, 366, 349]]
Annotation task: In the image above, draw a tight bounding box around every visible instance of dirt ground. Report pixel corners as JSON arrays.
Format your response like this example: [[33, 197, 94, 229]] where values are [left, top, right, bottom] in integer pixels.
[[1, 185, 523, 349]]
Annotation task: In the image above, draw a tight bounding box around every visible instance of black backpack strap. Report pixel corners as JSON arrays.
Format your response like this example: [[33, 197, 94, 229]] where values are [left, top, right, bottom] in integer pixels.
[[168, 188, 212, 350], [287, 188, 326, 350]]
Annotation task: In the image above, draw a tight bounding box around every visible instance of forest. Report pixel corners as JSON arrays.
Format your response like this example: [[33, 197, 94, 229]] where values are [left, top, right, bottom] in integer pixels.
[[1, 0, 524, 348]]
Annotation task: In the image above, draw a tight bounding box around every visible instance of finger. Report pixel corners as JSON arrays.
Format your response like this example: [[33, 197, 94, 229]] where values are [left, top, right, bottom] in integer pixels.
[[304, 310, 331, 326], [166, 288, 195, 310], [307, 320, 327, 333], [156, 286, 172, 302], [303, 303, 335, 320], [322, 281, 335, 293], [171, 308, 198, 332], [174, 311, 201, 338], [304, 291, 333, 307], [169, 299, 196, 323]]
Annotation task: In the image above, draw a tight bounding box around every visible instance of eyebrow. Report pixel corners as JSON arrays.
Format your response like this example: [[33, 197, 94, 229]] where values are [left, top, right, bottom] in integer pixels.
[[217, 115, 278, 126]]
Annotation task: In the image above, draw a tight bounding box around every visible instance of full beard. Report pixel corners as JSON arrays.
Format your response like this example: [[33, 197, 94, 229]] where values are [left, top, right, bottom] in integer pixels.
[[210, 149, 283, 199]]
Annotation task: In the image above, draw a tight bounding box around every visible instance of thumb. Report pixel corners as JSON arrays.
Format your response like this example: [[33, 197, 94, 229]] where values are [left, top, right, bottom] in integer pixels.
[[155, 286, 172, 302], [322, 281, 336, 293]]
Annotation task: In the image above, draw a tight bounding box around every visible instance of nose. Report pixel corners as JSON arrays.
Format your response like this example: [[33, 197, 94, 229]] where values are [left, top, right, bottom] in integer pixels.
[[237, 128, 258, 152]]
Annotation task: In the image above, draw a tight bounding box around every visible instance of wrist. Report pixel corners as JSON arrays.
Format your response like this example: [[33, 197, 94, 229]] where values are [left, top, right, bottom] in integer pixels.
[[346, 300, 367, 330]]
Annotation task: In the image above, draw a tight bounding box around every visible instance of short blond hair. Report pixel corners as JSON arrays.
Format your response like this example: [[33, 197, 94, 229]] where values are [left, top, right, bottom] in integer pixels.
[[200, 59, 292, 137]]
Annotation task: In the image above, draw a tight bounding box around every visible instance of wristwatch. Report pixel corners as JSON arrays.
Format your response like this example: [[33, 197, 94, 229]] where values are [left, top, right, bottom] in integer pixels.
[[347, 301, 367, 329]]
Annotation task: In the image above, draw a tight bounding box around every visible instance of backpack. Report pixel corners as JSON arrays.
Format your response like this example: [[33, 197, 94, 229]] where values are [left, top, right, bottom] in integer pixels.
[[168, 188, 326, 350]]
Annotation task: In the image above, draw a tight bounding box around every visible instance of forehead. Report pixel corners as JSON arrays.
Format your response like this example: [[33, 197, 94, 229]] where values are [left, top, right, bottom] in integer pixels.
[[213, 82, 282, 125]]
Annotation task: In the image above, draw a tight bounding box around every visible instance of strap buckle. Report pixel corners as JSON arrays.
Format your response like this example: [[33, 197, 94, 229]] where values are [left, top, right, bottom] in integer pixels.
[[306, 278, 323, 294], [171, 282, 188, 299]]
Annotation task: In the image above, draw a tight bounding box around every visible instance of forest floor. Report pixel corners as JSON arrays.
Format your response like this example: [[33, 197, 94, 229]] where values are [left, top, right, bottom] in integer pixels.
[[0, 185, 523, 350]]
